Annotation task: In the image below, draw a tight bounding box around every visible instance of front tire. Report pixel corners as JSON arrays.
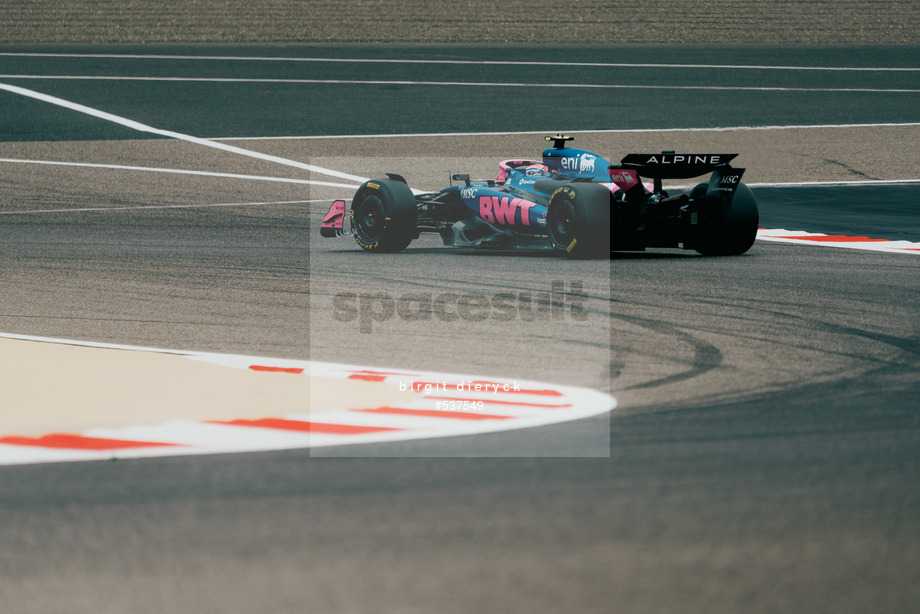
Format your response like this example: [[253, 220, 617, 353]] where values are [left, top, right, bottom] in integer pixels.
[[351, 178, 417, 253], [546, 183, 611, 259]]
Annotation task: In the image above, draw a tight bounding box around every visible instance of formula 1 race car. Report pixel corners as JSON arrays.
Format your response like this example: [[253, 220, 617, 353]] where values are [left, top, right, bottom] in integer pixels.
[[320, 135, 758, 259]]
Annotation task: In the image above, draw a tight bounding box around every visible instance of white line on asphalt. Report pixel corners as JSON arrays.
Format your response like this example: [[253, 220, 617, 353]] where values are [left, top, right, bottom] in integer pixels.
[[1, 52, 917, 72], [1, 74, 916, 93], [0, 158, 361, 189], [0, 199, 329, 216], [0, 81, 371, 185], [661, 178, 920, 190], [2, 156, 917, 195], [215, 122, 920, 141], [746, 179, 920, 188]]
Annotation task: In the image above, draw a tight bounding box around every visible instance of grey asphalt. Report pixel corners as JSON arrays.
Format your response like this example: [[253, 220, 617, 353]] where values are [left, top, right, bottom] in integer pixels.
[[0, 46, 918, 613]]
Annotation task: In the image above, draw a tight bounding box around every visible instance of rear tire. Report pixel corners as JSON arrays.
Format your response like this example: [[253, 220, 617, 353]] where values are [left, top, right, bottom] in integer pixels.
[[546, 183, 611, 259], [692, 182, 758, 256], [351, 178, 417, 253]]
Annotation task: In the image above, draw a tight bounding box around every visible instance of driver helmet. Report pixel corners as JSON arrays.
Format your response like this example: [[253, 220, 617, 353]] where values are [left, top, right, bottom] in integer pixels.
[[524, 163, 549, 176]]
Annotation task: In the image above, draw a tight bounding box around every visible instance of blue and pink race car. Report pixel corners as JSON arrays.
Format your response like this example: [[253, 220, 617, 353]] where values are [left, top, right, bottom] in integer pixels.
[[320, 135, 758, 258]]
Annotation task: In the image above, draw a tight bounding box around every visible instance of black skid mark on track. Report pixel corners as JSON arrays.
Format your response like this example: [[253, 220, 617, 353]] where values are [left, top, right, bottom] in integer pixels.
[[614, 313, 724, 391], [823, 158, 877, 180]]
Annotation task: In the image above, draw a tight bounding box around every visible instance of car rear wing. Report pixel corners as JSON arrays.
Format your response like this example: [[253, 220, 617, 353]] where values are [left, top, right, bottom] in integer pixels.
[[612, 152, 744, 199], [617, 153, 739, 179]]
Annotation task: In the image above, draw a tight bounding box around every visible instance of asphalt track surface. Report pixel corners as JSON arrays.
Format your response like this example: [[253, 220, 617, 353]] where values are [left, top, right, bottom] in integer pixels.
[[1, 45, 919, 613]]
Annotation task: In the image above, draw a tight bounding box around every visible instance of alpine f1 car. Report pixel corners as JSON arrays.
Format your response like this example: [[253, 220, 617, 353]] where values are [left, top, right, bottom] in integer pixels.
[[320, 135, 758, 258]]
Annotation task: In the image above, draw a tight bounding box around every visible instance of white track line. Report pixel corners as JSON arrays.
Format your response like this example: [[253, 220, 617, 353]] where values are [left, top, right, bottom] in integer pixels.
[[1, 52, 917, 72], [747, 179, 920, 188], [3, 156, 917, 192], [0, 199, 328, 216], [217, 122, 920, 141], [1, 75, 915, 93], [0, 158, 361, 189], [0, 82, 370, 185], [665, 178, 920, 190]]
